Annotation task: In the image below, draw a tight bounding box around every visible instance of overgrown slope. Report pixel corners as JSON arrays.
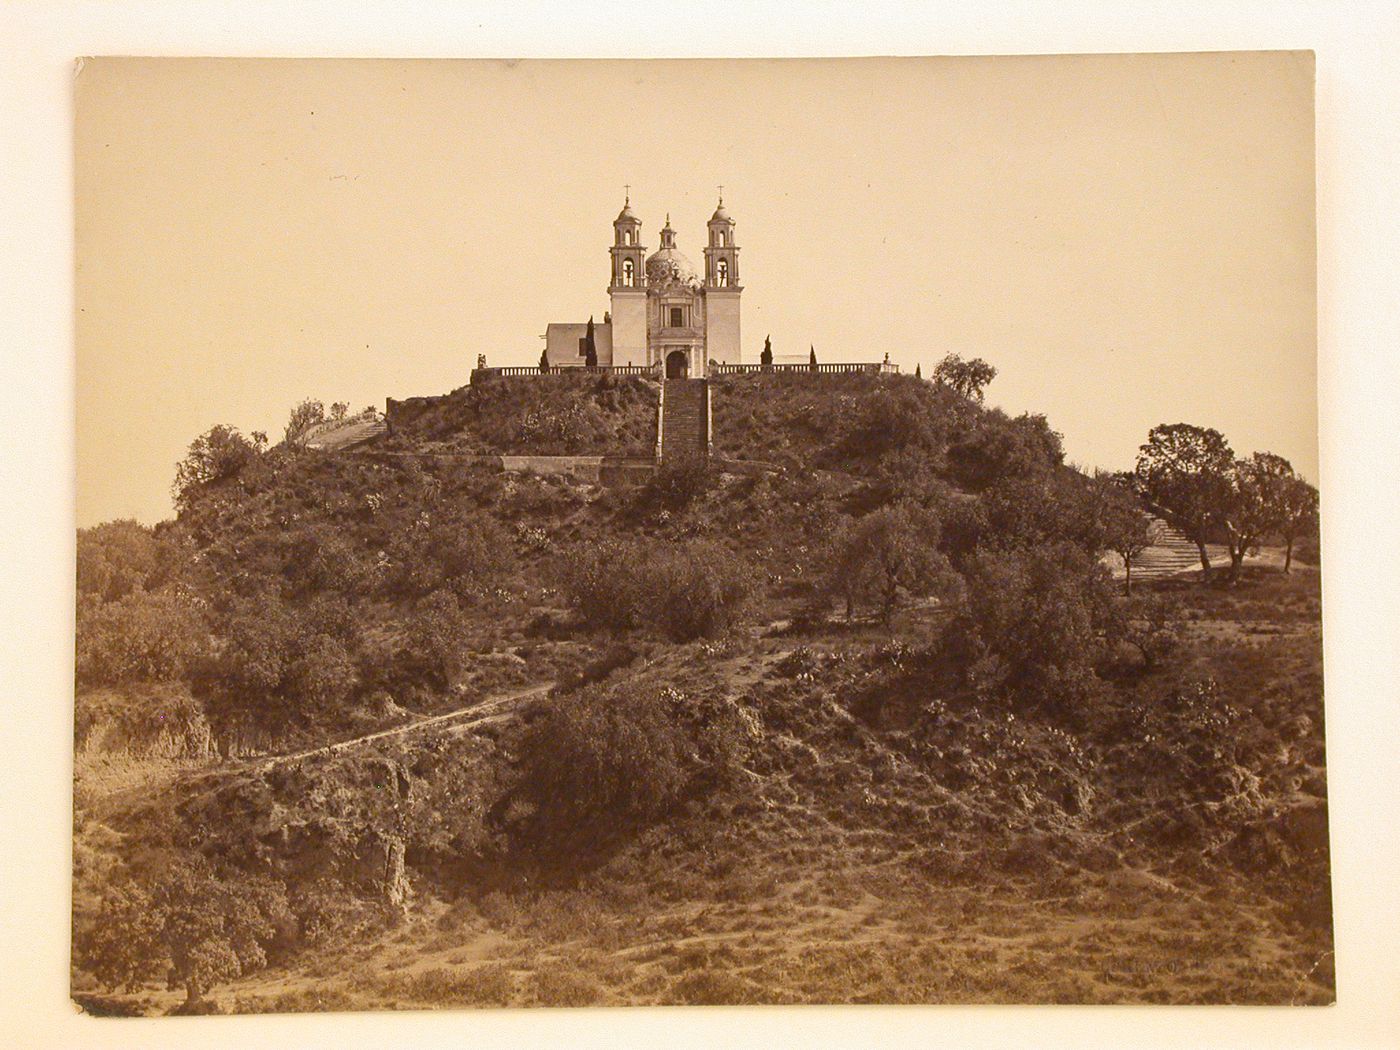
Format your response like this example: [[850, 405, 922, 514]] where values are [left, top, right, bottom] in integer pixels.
[[386, 372, 659, 456], [71, 368, 1331, 1012]]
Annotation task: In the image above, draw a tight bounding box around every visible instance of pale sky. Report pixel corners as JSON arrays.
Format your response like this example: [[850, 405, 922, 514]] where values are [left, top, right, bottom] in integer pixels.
[[75, 53, 1316, 526]]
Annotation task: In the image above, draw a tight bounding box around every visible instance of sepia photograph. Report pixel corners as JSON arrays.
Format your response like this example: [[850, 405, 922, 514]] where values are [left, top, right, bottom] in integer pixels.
[[66, 52, 1334, 1016]]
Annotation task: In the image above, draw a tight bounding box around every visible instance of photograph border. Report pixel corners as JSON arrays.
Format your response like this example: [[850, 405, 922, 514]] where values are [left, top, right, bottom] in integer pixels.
[[4, 2, 1399, 1048]]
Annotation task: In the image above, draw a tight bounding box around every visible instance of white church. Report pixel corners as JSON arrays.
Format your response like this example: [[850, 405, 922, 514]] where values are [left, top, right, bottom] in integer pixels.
[[542, 195, 742, 379]]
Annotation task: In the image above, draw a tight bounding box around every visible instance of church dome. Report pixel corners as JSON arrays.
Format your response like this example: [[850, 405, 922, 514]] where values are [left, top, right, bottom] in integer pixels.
[[709, 203, 731, 223], [645, 247, 701, 290], [615, 201, 639, 223]]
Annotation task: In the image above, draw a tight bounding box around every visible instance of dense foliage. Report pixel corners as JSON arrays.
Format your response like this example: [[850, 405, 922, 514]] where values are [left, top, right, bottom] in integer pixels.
[[73, 372, 1328, 1012]]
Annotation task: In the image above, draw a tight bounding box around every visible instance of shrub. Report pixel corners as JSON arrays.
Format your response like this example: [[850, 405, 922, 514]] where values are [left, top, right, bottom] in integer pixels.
[[637, 457, 715, 512], [947, 411, 1063, 491], [75, 588, 209, 687], [647, 544, 756, 641], [513, 685, 692, 854], [834, 384, 947, 461], [76, 520, 181, 602], [512, 683, 749, 856], [204, 593, 364, 729], [942, 541, 1118, 713], [560, 539, 754, 642], [379, 511, 516, 600]]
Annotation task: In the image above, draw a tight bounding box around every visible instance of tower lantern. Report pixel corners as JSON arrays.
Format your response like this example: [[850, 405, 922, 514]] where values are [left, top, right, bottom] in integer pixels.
[[609, 191, 644, 290], [704, 192, 740, 290], [607, 191, 648, 366]]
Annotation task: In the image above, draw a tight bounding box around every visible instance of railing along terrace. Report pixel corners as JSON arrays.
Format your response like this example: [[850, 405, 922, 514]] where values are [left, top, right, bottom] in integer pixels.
[[472, 361, 900, 380], [475, 364, 661, 379], [710, 362, 899, 376]]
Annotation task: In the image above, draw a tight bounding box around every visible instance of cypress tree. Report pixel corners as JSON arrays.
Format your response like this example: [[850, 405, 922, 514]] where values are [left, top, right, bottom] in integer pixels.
[[915, 363, 922, 379], [539, 347, 550, 373], [584, 316, 598, 369], [809, 344, 817, 371]]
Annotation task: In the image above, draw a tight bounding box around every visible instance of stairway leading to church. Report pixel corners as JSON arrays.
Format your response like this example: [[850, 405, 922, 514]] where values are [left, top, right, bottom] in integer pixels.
[[660, 378, 708, 463]]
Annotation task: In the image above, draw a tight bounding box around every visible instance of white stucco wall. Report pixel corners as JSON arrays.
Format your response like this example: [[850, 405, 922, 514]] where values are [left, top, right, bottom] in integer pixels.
[[704, 291, 742, 365], [607, 291, 648, 366], [544, 321, 613, 367]]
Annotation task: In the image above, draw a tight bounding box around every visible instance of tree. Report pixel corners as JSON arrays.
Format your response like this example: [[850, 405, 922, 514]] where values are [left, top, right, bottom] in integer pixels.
[[329, 401, 349, 421], [932, 353, 997, 403], [76, 587, 208, 686], [947, 411, 1064, 491], [1277, 472, 1320, 574], [826, 504, 957, 624], [1094, 472, 1157, 595], [171, 425, 260, 512], [1219, 452, 1291, 581], [76, 520, 171, 602], [283, 398, 325, 447], [945, 541, 1118, 713], [809, 344, 818, 371], [761, 334, 773, 367], [512, 682, 748, 855], [539, 346, 550, 373], [77, 858, 289, 1011], [914, 362, 922, 380], [561, 538, 754, 641], [1133, 423, 1235, 581], [584, 315, 598, 369]]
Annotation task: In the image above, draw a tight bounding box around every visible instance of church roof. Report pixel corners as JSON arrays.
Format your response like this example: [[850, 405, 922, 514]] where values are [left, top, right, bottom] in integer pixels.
[[709, 202, 732, 223], [615, 201, 640, 224], [645, 247, 701, 291]]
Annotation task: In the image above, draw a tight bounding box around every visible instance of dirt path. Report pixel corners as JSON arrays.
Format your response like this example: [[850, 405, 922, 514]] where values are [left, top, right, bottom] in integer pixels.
[[85, 681, 556, 817], [259, 681, 554, 770]]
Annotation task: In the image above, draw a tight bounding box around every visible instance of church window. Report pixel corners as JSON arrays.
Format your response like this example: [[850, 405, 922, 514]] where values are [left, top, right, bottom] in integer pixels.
[[670, 306, 685, 328]]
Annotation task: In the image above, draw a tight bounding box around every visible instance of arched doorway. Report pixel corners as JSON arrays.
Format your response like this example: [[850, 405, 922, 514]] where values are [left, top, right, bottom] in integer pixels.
[[665, 350, 689, 379]]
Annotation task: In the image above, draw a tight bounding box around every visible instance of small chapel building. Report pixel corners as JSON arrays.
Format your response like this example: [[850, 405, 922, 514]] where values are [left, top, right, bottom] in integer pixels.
[[543, 195, 743, 379]]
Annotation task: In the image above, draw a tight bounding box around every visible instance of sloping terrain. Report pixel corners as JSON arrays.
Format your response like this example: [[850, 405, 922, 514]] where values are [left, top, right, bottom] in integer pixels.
[[385, 372, 659, 456], [71, 370, 1330, 1013]]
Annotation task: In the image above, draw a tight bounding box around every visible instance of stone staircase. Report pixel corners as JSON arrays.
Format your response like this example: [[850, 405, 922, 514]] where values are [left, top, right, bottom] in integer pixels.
[[1128, 517, 1229, 580], [303, 412, 388, 452], [660, 378, 709, 463]]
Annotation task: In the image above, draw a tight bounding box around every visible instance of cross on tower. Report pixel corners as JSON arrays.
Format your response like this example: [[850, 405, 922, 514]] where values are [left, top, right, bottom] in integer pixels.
[[623, 183, 630, 204], [718, 185, 724, 204]]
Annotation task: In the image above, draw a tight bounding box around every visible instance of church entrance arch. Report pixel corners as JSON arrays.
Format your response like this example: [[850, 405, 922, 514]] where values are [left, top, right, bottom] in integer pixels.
[[665, 350, 689, 379]]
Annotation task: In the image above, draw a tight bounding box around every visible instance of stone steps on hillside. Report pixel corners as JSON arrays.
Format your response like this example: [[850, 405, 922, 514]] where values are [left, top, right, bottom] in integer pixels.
[[1126, 518, 1230, 580], [303, 414, 388, 451], [660, 378, 708, 463]]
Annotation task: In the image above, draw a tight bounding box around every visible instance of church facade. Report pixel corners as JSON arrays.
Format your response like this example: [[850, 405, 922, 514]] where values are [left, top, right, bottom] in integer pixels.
[[543, 196, 742, 378]]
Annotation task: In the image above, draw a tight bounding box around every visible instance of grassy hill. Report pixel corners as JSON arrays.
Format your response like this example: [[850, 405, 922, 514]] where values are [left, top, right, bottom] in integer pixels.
[[71, 371, 1332, 1012]]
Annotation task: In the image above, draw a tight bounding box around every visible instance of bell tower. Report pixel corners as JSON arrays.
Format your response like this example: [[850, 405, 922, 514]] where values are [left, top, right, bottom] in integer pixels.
[[702, 191, 742, 364], [608, 190, 648, 366]]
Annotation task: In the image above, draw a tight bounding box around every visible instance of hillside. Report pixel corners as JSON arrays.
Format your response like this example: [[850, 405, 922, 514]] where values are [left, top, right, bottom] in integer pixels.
[[71, 370, 1331, 1012], [385, 372, 659, 456]]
